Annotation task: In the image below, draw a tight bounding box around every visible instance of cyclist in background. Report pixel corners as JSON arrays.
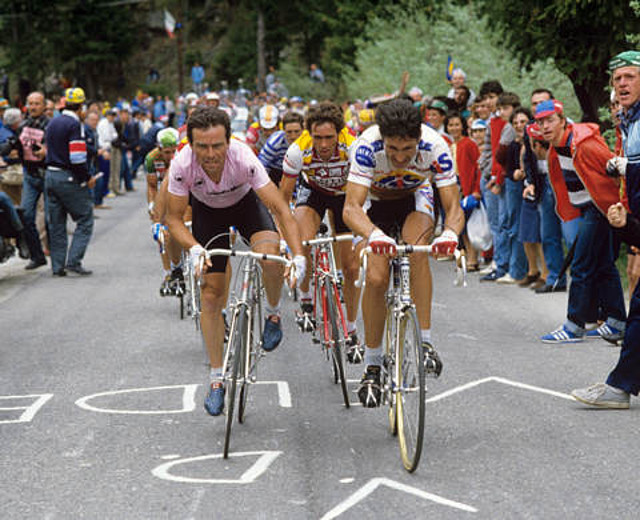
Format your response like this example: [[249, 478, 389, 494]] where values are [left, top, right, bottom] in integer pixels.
[[258, 111, 304, 186], [280, 101, 364, 363], [246, 104, 280, 155], [343, 99, 464, 407], [166, 106, 305, 416]]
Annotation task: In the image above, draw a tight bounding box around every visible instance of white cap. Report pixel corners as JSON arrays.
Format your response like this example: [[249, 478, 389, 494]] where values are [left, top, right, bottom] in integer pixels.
[[206, 92, 220, 101], [259, 105, 279, 129], [185, 92, 199, 103]]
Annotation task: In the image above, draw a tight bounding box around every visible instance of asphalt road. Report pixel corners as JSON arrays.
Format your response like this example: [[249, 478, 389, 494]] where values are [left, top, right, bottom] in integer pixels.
[[2, 176, 639, 519]]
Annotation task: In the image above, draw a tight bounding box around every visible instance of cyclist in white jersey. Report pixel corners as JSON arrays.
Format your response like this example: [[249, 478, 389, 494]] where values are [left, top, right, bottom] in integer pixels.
[[166, 106, 305, 416], [343, 99, 464, 407]]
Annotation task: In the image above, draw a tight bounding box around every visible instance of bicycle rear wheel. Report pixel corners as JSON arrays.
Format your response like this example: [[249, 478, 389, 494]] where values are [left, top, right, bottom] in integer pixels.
[[239, 271, 262, 423], [325, 281, 349, 408], [395, 307, 425, 472], [223, 307, 247, 458]]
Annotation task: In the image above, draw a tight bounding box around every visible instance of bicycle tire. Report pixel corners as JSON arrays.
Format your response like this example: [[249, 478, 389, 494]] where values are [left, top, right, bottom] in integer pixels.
[[325, 281, 350, 408], [395, 307, 425, 473], [223, 307, 247, 459], [239, 270, 262, 423], [179, 291, 185, 320], [385, 305, 398, 436]]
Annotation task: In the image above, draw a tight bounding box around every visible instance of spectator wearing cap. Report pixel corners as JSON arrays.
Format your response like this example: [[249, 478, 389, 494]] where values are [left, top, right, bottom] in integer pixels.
[[537, 98, 625, 344], [0, 97, 10, 130], [246, 104, 279, 155], [408, 86, 423, 106], [44, 87, 99, 276], [426, 99, 451, 141], [447, 68, 476, 107], [204, 92, 220, 108], [470, 118, 487, 147], [18, 91, 50, 270], [571, 50, 640, 409], [521, 89, 568, 293]]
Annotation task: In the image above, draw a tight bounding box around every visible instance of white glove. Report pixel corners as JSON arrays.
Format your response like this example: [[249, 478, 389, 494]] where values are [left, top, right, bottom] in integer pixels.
[[368, 228, 397, 256], [606, 156, 628, 177], [431, 229, 458, 257], [190, 244, 206, 275], [291, 254, 306, 286]]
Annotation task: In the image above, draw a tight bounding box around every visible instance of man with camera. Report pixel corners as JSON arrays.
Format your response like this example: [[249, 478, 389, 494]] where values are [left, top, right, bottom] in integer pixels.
[[19, 91, 50, 270]]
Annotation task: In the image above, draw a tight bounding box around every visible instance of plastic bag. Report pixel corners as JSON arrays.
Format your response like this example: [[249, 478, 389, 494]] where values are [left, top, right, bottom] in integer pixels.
[[467, 202, 492, 251]]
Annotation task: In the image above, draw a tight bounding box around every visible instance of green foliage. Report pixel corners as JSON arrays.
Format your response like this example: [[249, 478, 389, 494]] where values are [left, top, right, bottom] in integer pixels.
[[343, 3, 581, 118], [275, 53, 344, 101]]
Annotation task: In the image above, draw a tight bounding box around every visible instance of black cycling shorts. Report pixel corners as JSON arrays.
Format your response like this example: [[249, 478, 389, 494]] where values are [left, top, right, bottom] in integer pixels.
[[367, 197, 420, 239], [295, 182, 350, 234], [191, 190, 277, 273]]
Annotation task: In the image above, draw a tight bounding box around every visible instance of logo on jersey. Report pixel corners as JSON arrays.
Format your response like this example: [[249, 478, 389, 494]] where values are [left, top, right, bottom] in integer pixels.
[[373, 171, 424, 191], [355, 145, 374, 168]]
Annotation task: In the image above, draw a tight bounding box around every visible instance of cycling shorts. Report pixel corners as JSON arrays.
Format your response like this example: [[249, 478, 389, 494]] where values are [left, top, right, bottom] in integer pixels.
[[192, 190, 276, 273], [295, 181, 350, 234], [367, 191, 434, 239]]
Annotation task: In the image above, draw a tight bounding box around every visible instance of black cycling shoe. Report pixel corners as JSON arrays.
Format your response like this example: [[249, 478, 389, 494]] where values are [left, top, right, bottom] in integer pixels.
[[357, 365, 382, 408], [423, 341, 443, 378], [159, 275, 172, 297], [296, 301, 316, 332], [170, 267, 185, 295], [345, 332, 364, 364]]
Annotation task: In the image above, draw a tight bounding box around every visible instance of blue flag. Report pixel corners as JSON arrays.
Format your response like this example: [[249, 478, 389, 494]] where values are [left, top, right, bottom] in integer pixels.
[[446, 55, 454, 82]]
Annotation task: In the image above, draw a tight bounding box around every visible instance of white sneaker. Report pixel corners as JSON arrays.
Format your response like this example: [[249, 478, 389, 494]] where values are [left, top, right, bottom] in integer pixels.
[[496, 273, 518, 284], [479, 262, 496, 275], [571, 383, 630, 409]]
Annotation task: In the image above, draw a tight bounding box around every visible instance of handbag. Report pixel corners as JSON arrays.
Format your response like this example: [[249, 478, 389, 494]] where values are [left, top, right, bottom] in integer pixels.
[[467, 201, 492, 251]]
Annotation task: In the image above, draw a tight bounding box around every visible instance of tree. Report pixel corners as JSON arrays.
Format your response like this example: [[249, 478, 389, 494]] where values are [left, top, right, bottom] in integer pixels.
[[474, 0, 640, 122]]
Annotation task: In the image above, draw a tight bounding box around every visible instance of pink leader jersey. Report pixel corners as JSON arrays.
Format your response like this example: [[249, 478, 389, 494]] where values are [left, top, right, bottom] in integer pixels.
[[168, 139, 271, 208]]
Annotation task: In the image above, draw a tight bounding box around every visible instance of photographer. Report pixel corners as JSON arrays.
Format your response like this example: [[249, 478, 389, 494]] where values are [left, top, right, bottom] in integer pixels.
[[0, 108, 23, 203], [18, 91, 49, 270]]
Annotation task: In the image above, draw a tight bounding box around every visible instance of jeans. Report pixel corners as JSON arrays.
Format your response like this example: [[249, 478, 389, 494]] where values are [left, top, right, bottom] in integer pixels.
[[45, 169, 94, 273], [21, 172, 46, 262], [120, 150, 133, 191], [564, 204, 625, 334], [131, 150, 144, 178], [504, 178, 527, 279], [537, 178, 566, 287], [482, 178, 507, 275], [0, 191, 22, 232], [607, 280, 640, 395]]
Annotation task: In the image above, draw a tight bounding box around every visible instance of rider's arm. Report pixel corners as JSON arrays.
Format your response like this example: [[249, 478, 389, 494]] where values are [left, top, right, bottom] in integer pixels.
[[166, 192, 198, 250], [255, 181, 304, 257], [146, 174, 158, 205], [343, 181, 376, 239], [153, 177, 170, 222], [438, 183, 465, 236], [280, 141, 302, 204], [279, 175, 296, 205]]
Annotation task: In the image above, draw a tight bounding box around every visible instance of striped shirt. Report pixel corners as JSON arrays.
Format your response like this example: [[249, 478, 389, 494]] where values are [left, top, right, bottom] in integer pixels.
[[554, 133, 591, 208], [258, 130, 289, 171]]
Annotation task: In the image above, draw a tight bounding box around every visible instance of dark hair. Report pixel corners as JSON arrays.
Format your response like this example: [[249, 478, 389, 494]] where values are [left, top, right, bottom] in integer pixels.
[[531, 88, 554, 100], [479, 80, 504, 97], [282, 111, 304, 127], [305, 102, 344, 133], [396, 92, 414, 104], [376, 99, 422, 140], [497, 91, 521, 108], [65, 103, 83, 112], [511, 106, 532, 123], [445, 111, 469, 137], [187, 105, 230, 143], [454, 85, 471, 107]]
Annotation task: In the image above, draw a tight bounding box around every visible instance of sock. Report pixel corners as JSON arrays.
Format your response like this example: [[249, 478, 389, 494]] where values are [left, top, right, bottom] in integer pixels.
[[163, 268, 171, 277], [300, 290, 312, 301], [209, 367, 223, 383], [265, 302, 281, 318], [421, 329, 432, 343], [364, 345, 383, 367], [171, 260, 182, 270], [347, 320, 357, 335]]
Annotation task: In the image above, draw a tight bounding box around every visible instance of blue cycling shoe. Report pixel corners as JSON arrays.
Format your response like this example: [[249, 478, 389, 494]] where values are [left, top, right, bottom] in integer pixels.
[[262, 315, 283, 352], [204, 382, 225, 416]]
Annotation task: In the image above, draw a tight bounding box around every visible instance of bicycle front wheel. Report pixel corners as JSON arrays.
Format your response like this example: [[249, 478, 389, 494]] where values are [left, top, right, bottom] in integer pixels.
[[395, 307, 425, 472], [325, 281, 349, 408], [384, 304, 397, 436], [223, 306, 247, 458], [239, 271, 262, 423]]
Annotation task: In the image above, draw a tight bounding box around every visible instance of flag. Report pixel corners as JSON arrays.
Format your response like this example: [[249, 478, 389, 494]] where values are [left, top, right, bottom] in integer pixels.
[[446, 55, 454, 82], [164, 9, 176, 39]]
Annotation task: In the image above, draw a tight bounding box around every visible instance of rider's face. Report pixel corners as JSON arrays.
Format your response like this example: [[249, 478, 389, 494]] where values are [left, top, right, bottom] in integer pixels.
[[384, 135, 419, 169], [311, 122, 338, 161], [284, 122, 303, 144], [160, 145, 176, 163], [191, 125, 228, 178]]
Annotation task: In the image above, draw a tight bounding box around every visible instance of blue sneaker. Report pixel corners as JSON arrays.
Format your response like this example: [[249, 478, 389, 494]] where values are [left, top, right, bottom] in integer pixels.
[[586, 323, 624, 345], [262, 315, 283, 352], [204, 382, 225, 416], [541, 326, 583, 344]]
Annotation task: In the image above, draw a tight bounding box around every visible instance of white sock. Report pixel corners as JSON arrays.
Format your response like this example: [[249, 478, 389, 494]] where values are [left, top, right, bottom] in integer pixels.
[[209, 367, 223, 383], [421, 329, 431, 343], [163, 268, 171, 277], [364, 345, 383, 367], [347, 320, 357, 334], [300, 290, 312, 301]]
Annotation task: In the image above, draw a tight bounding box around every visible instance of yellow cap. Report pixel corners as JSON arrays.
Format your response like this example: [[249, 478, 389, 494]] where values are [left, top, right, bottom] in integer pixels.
[[65, 87, 86, 104]]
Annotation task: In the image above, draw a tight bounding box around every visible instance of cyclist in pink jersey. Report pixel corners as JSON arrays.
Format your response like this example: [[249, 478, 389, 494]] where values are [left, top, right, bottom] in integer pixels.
[[166, 106, 305, 416]]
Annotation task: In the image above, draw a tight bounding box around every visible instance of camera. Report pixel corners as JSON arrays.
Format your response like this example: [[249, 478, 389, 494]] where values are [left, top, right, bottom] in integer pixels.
[[0, 135, 20, 156]]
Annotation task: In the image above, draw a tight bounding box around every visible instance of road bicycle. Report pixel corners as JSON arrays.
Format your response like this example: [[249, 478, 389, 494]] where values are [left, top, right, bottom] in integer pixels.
[[302, 223, 354, 408], [356, 242, 465, 472], [201, 238, 291, 458], [180, 222, 201, 330]]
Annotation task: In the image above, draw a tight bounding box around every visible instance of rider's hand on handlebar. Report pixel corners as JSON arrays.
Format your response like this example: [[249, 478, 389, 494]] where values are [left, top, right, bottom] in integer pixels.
[[431, 229, 458, 258], [368, 228, 397, 256], [289, 254, 306, 288], [189, 244, 208, 277]]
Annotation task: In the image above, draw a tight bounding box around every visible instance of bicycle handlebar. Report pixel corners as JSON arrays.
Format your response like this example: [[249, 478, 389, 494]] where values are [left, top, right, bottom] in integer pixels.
[[355, 245, 467, 289], [302, 233, 354, 247], [198, 248, 296, 285]]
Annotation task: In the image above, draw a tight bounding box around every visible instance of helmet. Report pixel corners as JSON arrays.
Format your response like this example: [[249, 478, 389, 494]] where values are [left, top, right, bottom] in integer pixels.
[[65, 87, 86, 104], [358, 109, 375, 124], [259, 104, 279, 129], [157, 127, 180, 148]]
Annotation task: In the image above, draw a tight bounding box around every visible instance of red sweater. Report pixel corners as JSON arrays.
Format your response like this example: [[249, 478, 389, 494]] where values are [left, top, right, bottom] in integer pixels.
[[454, 137, 480, 196]]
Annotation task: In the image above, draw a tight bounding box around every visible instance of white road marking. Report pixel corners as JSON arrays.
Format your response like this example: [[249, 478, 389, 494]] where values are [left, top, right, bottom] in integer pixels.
[[151, 450, 282, 484], [425, 376, 572, 404], [0, 393, 53, 424], [74, 384, 198, 414], [320, 477, 477, 519], [254, 381, 292, 408], [161, 454, 181, 460], [340, 478, 355, 484], [448, 332, 478, 341]]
